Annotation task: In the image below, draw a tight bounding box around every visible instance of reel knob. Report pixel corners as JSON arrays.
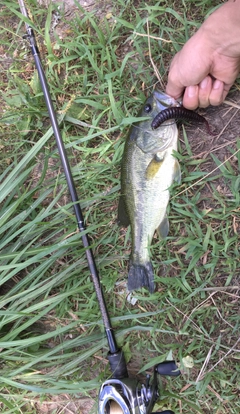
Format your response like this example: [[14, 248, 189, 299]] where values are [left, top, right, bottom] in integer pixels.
[[151, 411, 175, 414], [156, 361, 181, 377]]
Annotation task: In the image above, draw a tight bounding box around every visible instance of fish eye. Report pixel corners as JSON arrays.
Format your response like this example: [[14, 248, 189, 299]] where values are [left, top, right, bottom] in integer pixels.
[[144, 103, 152, 113]]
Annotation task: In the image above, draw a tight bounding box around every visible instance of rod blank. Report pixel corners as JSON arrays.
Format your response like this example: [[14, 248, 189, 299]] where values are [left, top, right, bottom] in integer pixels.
[[17, 0, 123, 360]]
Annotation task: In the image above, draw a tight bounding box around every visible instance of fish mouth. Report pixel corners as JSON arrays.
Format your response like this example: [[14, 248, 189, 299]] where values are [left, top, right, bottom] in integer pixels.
[[153, 90, 179, 110], [148, 90, 178, 152]]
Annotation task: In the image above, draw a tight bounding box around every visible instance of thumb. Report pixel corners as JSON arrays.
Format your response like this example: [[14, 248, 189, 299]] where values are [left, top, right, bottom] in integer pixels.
[[165, 34, 211, 99], [165, 55, 186, 99], [166, 76, 185, 100]]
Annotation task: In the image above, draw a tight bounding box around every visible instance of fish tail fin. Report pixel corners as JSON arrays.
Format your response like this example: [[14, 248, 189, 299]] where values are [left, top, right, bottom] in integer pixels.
[[128, 261, 155, 293]]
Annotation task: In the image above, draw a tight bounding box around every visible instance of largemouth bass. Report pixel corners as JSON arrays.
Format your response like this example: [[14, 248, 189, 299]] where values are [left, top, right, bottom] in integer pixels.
[[118, 90, 181, 293]]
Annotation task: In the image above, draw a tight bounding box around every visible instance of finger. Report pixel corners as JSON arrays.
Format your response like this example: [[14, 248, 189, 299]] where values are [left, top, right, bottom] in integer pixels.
[[198, 75, 213, 108], [182, 85, 199, 110], [209, 79, 225, 106], [166, 78, 184, 100], [166, 56, 185, 99]]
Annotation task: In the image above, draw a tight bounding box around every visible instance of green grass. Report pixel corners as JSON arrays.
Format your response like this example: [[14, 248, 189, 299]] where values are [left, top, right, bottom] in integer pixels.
[[0, 0, 239, 413]]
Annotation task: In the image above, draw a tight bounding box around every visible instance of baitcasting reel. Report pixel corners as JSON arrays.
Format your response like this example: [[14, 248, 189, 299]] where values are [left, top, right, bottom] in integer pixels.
[[99, 359, 180, 414]]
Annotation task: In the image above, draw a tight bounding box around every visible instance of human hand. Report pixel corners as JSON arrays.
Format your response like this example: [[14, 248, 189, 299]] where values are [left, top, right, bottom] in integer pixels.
[[166, 1, 240, 109]]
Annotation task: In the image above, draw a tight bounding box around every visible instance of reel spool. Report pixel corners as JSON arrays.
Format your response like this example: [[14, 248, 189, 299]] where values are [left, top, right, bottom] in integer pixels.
[[98, 361, 180, 414], [108, 401, 124, 414]]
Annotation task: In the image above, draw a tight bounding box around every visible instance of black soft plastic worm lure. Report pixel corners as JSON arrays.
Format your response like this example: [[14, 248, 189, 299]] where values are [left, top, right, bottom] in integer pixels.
[[151, 106, 212, 134]]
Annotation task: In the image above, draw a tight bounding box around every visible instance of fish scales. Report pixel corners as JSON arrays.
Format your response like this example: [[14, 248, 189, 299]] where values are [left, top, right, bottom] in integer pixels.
[[118, 91, 181, 293]]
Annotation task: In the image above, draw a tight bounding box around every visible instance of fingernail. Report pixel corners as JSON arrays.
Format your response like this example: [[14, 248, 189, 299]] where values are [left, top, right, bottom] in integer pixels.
[[200, 77, 209, 89], [187, 85, 197, 97], [213, 79, 222, 90]]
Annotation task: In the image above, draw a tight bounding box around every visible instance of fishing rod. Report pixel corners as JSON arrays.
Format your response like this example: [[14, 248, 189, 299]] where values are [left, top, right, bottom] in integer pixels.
[[17, 1, 180, 412]]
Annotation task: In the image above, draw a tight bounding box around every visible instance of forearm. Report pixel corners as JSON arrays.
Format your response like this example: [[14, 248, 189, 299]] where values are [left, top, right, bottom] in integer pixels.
[[166, 0, 240, 107], [202, 0, 240, 57]]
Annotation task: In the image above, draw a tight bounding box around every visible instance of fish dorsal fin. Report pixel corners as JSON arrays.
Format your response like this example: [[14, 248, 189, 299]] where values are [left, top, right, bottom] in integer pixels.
[[117, 194, 130, 227]]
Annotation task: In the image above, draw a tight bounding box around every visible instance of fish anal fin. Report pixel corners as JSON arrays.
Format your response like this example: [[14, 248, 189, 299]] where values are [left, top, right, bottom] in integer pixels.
[[157, 215, 169, 239], [117, 194, 130, 227]]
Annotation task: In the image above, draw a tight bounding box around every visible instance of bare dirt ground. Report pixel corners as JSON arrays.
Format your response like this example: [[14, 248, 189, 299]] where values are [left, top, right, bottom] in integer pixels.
[[34, 396, 96, 414], [38, 0, 113, 36], [185, 92, 240, 164]]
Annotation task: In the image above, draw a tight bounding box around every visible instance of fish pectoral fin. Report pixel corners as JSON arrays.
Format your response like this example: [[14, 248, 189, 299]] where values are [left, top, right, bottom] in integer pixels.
[[117, 194, 130, 227], [173, 160, 181, 184], [157, 215, 169, 239], [146, 155, 164, 180]]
